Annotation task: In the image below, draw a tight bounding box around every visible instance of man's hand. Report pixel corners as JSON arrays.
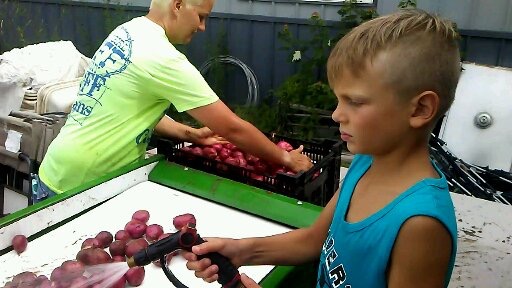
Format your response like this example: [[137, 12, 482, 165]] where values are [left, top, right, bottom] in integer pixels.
[[240, 274, 261, 288], [187, 127, 227, 146], [284, 145, 314, 173]]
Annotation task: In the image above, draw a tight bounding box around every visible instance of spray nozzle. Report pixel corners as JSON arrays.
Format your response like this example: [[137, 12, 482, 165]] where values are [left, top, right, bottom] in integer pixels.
[[126, 224, 243, 288]]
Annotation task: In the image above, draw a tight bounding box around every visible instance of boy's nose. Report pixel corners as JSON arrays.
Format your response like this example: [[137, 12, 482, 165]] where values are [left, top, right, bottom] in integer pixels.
[[332, 107, 345, 124], [198, 23, 206, 32]]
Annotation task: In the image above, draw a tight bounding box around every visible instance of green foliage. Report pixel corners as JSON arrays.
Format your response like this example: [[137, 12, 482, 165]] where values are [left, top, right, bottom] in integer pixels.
[[203, 23, 230, 97], [234, 101, 285, 133], [272, 0, 378, 140], [398, 0, 418, 9]]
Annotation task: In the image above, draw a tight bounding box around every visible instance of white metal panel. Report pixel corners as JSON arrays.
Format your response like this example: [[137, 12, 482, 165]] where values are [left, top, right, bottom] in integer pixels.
[[439, 62, 512, 171], [449, 193, 512, 287], [0, 181, 291, 287], [0, 163, 157, 251]]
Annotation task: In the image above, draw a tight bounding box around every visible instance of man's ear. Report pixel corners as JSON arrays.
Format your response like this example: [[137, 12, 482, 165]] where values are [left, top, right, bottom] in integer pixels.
[[409, 91, 439, 128], [171, 0, 183, 12]]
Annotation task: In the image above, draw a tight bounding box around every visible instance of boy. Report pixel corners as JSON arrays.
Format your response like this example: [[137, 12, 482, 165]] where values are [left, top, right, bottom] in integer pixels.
[[184, 9, 460, 288]]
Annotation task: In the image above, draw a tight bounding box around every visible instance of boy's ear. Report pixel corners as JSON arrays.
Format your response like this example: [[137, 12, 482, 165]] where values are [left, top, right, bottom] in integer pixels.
[[409, 91, 439, 128]]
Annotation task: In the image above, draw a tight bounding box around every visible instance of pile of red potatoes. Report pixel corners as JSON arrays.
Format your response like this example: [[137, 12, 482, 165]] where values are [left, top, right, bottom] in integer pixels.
[[5, 211, 196, 288]]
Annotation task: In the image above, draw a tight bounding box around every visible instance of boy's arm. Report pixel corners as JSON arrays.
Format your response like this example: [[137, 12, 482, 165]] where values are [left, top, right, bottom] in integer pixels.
[[387, 216, 453, 288], [242, 190, 339, 266]]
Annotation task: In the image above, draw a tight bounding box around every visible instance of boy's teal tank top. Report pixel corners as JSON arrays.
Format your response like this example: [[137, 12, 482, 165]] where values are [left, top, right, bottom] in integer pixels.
[[316, 154, 457, 288]]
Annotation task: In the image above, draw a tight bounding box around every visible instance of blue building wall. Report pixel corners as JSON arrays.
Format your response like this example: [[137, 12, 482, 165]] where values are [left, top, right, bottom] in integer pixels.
[[1, 0, 511, 104]]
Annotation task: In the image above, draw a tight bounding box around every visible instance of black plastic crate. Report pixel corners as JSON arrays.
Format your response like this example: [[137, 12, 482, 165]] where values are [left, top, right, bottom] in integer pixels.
[[153, 134, 343, 206]]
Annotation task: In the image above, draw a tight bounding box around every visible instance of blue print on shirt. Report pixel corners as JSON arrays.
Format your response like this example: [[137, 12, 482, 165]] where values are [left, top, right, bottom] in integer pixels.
[[70, 27, 133, 125], [318, 232, 351, 288]]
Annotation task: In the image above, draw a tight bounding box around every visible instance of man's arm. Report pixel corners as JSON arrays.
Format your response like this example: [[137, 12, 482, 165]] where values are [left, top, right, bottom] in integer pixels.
[[155, 115, 224, 146], [387, 216, 453, 288], [154, 115, 196, 142], [187, 100, 312, 172]]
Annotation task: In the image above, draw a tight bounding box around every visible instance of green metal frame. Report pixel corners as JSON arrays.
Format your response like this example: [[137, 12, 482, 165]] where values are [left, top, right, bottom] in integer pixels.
[[149, 161, 321, 228], [149, 161, 323, 287], [0, 155, 163, 228], [1, 157, 322, 286]]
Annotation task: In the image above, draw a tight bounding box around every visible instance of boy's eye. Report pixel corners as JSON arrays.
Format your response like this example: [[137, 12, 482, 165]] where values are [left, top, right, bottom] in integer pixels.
[[347, 99, 362, 106]]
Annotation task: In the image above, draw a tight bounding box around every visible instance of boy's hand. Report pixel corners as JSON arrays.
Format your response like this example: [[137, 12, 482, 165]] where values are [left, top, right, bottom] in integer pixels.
[[183, 237, 245, 283], [241, 273, 261, 288], [284, 145, 314, 173]]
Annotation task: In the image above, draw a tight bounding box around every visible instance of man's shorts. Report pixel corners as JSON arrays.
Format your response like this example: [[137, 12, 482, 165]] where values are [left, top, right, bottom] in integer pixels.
[[31, 174, 57, 204]]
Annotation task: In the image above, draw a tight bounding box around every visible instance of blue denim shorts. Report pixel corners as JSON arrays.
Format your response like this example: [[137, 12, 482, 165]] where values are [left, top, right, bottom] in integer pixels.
[[31, 174, 57, 204]]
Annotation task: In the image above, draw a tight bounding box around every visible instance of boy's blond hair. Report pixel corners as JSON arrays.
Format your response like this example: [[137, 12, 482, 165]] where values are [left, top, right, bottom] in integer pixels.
[[327, 9, 461, 122]]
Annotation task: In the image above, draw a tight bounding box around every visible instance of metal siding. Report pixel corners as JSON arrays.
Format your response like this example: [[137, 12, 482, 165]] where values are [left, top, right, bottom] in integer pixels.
[[1, 0, 511, 105], [250, 21, 275, 98], [465, 36, 504, 66], [57, 0, 512, 32], [501, 40, 512, 67]]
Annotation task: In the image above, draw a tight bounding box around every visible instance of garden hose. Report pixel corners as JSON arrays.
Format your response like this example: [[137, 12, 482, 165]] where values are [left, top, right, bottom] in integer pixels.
[[199, 55, 259, 106]]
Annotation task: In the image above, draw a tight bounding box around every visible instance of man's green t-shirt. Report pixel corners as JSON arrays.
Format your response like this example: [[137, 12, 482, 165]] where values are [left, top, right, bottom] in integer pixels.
[[39, 17, 218, 193]]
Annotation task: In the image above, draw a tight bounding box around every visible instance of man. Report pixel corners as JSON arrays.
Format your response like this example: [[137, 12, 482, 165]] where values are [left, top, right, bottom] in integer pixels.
[[36, 0, 312, 201]]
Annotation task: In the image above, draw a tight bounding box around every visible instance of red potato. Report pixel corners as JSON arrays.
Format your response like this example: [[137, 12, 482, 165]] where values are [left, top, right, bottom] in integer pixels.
[[76, 248, 112, 265], [17, 282, 38, 288], [125, 238, 148, 258], [231, 151, 244, 158], [238, 157, 248, 168], [125, 267, 145, 286], [38, 280, 52, 288], [145, 224, 164, 242], [180, 146, 192, 152], [61, 260, 85, 279], [173, 213, 196, 230], [224, 157, 239, 167], [50, 267, 64, 282], [109, 240, 127, 257], [132, 210, 150, 224], [191, 147, 203, 156], [253, 161, 268, 174], [33, 276, 51, 288], [12, 271, 37, 285], [95, 231, 114, 248], [223, 143, 237, 150], [110, 275, 126, 288], [112, 255, 126, 262], [115, 230, 131, 241], [219, 148, 231, 160], [81, 238, 101, 250], [212, 144, 223, 152], [202, 147, 217, 159], [12, 235, 28, 255], [125, 220, 147, 239], [69, 276, 88, 288], [276, 140, 294, 152], [35, 275, 49, 284], [245, 154, 259, 165], [2, 282, 15, 288]]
